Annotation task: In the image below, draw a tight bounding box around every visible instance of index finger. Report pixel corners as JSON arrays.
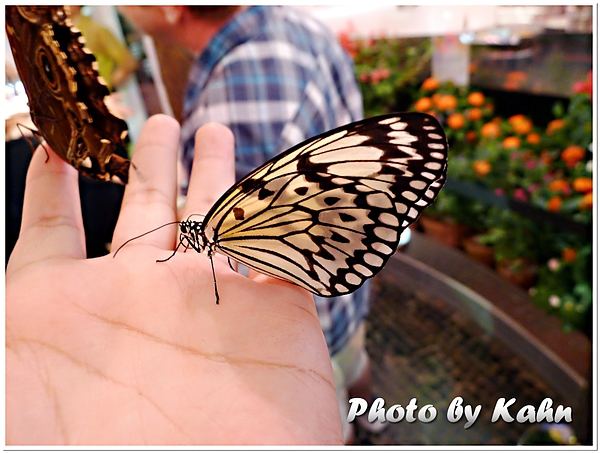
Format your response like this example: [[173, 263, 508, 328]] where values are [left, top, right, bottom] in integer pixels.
[[181, 122, 235, 220], [112, 114, 180, 251]]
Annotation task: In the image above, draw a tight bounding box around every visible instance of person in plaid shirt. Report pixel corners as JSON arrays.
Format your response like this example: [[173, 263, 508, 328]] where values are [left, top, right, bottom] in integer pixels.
[[121, 5, 385, 442], [178, 6, 363, 184]]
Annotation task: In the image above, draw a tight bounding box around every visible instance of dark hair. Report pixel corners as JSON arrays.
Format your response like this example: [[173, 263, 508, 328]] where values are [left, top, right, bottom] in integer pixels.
[[187, 6, 241, 21]]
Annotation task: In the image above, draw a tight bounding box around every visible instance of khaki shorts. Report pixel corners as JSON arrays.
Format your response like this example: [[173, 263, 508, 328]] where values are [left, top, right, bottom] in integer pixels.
[[331, 322, 368, 442]]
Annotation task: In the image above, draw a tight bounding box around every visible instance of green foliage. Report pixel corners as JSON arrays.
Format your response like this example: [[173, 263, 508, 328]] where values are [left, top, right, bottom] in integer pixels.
[[419, 79, 593, 333], [478, 208, 542, 263], [530, 241, 592, 332], [340, 33, 432, 117], [547, 93, 593, 150], [348, 36, 593, 333]]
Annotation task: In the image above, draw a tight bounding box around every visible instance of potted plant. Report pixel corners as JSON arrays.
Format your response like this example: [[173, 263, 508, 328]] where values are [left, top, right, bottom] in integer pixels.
[[461, 205, 496, 267], [529, 240, 592, 334], [418, 190, 472, 248], [478, 208, 543, 289]]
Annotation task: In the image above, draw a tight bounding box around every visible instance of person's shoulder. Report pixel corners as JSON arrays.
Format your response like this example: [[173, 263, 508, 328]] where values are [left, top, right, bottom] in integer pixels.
[[224, 6, 343, 61], [265, 6, 334, 41]]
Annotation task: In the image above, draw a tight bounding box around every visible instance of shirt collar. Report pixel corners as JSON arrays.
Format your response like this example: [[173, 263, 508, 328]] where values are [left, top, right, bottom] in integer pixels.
[[182, 5, 271, 117]]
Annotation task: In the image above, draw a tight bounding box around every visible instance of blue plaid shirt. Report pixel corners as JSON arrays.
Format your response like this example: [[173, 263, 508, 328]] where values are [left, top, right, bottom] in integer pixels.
[[181, 5, 368, 355]]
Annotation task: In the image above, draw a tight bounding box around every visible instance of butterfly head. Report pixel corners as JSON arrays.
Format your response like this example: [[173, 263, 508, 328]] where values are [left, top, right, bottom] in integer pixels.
[[179, 218, 204, 236]]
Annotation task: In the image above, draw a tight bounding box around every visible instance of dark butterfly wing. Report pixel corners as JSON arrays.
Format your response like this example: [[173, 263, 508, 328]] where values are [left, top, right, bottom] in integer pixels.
[[5, 6, 130, 183]]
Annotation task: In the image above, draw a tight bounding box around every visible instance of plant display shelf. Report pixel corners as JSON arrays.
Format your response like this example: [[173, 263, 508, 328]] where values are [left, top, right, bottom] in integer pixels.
[[444, 178, 591, 238], [385, 231, 591, 440]]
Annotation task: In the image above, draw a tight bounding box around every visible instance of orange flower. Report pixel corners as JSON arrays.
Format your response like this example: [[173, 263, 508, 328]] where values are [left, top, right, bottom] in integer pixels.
[[561, 145, 586, 166], [447, 113, 465, 130], [547, 196, 562, 212], [466, 130, 478, 142], [421, 77, 440, 91], [414, 97, 433, 112], [506, 71, 527, 82], [508, 114, 526, 125], [562, 247, 577, 263], [473, 160, 492, 177], [540, 150, 553, 165], [572, 177, 593, 193], [549, 179, 570, 192], [503, 80, 520, 91], [467, 108, 482, 121], [508, 115, 533, 135], [579, 192, 593, 210], [434, 94, 457, 111], [467, 92, 485, 107], [504, 72, 527, 91], [520, 150, 534, 161], [503, 136, 522, 149], [481, 122, 501, 139], [526, 133, 541, 145], [546, 119, 565, 135]]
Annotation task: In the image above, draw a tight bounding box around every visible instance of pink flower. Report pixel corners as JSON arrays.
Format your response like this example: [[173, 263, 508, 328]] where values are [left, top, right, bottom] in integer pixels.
[[549, 295, 561, 307], [513, 188, 528, 202], [494, 188, 504, 196], [572, 70, 593, 97], [525, 160, 537, 170], [547, 258, 560, 272], [370, 67, 391, 84]]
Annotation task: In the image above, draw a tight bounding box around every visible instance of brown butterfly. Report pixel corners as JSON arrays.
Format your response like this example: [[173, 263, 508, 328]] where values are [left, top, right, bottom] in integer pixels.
[[5, 6, 131, 183]]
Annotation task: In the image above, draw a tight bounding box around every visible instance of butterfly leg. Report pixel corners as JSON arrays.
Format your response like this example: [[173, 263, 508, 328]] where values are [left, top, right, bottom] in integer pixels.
[[156, 248, 179, 263], [17, 125, 49, 162], [208, 248, 220, 305], [156, 235, 187, 263], [227, 257, 237, 272], [181, 235, 202, 254]]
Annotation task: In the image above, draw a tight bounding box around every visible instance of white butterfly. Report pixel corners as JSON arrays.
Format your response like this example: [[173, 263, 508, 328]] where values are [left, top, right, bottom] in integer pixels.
[[115, 113, 448, 303]]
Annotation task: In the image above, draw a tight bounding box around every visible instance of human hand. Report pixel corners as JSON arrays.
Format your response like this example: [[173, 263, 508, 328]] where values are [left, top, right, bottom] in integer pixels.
[[6, 115, 342, 445]]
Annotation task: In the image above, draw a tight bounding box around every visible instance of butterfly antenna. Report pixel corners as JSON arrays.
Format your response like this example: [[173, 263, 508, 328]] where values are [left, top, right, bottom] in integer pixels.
[[186, 213, 206, 222], [113, 221, 181, 258]]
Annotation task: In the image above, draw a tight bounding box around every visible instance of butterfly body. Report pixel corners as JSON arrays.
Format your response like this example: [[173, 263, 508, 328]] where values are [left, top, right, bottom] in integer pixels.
[[5, 6, 130, 183], [153, 113, 448, 300]]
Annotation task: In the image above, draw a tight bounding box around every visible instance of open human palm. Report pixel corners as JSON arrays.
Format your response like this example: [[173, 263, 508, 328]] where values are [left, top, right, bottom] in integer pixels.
[[6, 115, 342, 445]]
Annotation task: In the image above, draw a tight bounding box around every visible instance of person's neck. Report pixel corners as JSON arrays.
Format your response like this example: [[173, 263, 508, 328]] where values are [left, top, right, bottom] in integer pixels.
[[179, 6, 247, 56]]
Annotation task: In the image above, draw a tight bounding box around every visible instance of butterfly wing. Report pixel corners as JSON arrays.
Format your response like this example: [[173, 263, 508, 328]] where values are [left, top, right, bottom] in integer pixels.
[[5, 6, 130, 183], [202, 113, 448, 296]]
